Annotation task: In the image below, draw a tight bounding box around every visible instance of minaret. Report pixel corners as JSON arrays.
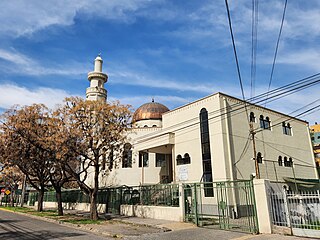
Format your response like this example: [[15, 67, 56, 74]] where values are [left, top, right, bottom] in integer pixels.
[[86, 54, 108, 102]]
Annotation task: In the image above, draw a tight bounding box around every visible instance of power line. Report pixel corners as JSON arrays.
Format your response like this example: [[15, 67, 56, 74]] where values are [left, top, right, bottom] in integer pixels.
[[250, 0, 259, 99], [265, 0, 288, 107], [225, 0, 246, 102]]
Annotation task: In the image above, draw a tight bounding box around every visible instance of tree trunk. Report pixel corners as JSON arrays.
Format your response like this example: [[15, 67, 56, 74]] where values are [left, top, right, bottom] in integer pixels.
[[37, 188, 44, 212], [10, 191, 15, 207], [89, 162, 99, 220], [55, 187, 63, 216], [90, 191, 98, 220]]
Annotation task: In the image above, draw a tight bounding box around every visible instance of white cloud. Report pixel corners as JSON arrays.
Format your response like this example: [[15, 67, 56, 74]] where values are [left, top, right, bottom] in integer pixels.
[[0, 83, 73, 109], [0, 0, 157, 37], [109, 69, 218, 93], [276, 50, 320, 70], [0, 48, 87, 76]]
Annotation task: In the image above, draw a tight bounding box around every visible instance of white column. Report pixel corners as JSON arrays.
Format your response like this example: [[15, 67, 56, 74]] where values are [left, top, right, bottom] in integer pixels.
[[253, 179, 272, 234]]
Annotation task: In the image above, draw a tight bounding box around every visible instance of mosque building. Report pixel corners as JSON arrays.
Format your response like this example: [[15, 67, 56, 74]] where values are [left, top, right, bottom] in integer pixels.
[[86, 55, 318, 189]]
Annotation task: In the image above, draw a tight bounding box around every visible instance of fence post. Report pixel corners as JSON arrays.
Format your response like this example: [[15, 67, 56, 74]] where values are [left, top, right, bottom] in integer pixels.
[[253, 179, 272, 234], [193, 183, 199, 226], [282, 187, 292, 233], [179, 183, 185, 222]]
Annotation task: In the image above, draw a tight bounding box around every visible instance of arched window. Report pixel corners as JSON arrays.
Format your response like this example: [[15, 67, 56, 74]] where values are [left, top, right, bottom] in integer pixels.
[[250, 112, 255, 123], [282, 122, 292, 135], [122, 143, 132, 168], [257, 152, 263, 163], [278, 156, 282, 166], [260, 115, 271, 130], [184, 153, 191, 164], [108, 148, 114, 171], [199, 108, 213, 197], [177, 153, 191, 165], [288, 157, 293, 167], [152, 125, 157, 127], [265, 117, 270, 129], [259, 115, 264, 128], [176, 154, 183, 165], [144, 125, 148, 128], [284, 156, 288, 167]]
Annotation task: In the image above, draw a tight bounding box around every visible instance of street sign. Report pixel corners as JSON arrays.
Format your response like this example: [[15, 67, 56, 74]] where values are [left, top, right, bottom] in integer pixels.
[[5, 190, 10, 195]]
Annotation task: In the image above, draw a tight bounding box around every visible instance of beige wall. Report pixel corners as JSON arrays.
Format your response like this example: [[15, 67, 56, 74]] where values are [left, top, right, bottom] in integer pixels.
[[222, 94, 318, 181], [86, 92, 318, 188]]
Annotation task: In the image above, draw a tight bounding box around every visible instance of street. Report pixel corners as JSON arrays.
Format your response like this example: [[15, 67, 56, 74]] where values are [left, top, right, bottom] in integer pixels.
[[0, 209, 318, 240], [0, 210, 110, 240]]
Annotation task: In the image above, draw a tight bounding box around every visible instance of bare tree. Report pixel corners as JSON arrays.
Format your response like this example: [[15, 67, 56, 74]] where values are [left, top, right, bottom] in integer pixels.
[[0, 165, 23, 206], [58, 97, 131, 220], [0, 104, 51, 211]]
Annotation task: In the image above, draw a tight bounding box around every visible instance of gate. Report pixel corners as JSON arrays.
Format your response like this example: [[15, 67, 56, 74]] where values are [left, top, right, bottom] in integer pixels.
[[184, 180, 258, 233], [270, 189, 320, 238]]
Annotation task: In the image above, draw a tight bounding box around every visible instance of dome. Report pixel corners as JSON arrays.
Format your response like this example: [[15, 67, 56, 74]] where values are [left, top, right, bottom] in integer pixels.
[[133, 99, 169, 123]]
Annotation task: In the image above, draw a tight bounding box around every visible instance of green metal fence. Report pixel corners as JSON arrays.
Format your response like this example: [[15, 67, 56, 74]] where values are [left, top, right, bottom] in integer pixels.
[[184, 180, 258, 233], [37, 183, 179, 213], [122, 184, 179, 207]]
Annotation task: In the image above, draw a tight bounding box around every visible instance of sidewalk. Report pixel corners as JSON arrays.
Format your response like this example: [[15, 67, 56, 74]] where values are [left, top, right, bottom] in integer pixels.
[[59, 210, 196, 238]]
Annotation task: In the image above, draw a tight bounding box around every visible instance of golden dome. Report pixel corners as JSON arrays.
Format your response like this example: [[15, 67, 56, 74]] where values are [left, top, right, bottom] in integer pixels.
[[133, 99, 169, 123]]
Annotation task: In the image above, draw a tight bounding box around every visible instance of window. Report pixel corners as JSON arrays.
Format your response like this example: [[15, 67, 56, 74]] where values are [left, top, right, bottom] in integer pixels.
[[138, 151, 149, 167], [260, 115, 271, 130], [249, 112, 255, 123], [200, 108, 213, 197], [257, 152, 263, 163], [177, 153, 191, 165], [101, 154, 106, 170], [288, 157, 293, 167], [122, 143, 132, 168], [278, 156, 282, 166], [282, 122, 292, 136], [184, 153, 191, 164], [283, 156, 288, 167], [156, 153, 166, 167], [108, 148, 114, 171]]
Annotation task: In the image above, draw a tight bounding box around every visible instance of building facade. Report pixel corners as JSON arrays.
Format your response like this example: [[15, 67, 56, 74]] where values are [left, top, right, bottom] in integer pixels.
[[85, 56, 319, 188]]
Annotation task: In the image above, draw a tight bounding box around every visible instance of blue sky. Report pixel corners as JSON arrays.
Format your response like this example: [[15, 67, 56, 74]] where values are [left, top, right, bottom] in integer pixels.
[[0, 0, 319, 124]]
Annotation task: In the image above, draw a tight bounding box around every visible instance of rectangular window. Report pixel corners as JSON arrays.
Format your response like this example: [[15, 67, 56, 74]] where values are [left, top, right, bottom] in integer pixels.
[[156, 153, 166, 167], [139, 152, 149, 167]]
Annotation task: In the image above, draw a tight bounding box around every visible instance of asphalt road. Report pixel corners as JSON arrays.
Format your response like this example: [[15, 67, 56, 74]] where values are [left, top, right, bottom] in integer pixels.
[[0, 209, 110, 240]]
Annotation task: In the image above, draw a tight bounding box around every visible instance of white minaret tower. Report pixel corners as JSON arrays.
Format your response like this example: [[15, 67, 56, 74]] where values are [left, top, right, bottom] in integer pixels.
[[86, 54, 108, 102]]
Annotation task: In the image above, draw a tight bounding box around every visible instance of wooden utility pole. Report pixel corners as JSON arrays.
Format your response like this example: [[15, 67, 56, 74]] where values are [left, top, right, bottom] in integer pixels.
[[250, 123, 260, 179]]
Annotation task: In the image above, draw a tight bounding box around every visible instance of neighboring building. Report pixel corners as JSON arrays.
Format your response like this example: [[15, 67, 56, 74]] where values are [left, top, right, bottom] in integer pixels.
[[85, 55, 319, 188], [310, 123, 320, 175]]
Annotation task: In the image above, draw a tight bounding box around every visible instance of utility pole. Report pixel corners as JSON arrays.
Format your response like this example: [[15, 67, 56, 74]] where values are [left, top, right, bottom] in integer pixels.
[[250, 123, 260, 179]]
